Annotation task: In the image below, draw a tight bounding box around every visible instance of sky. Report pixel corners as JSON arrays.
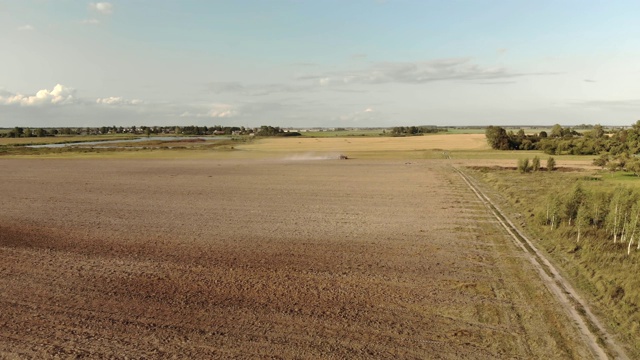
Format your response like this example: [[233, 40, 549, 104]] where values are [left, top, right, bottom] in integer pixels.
[[1, 0, 640, 128]]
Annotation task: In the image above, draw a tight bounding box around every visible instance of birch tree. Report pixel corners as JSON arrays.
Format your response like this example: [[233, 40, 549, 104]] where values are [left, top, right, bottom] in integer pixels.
[[591, 190, 610, 229], [627, 202, 640, 255], [546, 194, 563, 229], [565, 185, 585, 226], [606, 187, 636, 243], [575, 203, 591, 243]]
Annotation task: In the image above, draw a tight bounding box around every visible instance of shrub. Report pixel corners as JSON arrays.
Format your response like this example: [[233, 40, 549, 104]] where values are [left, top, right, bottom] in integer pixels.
[[532, 156, 541, 172], [547, 157, 556, 171], [517, 158, 531, 173]]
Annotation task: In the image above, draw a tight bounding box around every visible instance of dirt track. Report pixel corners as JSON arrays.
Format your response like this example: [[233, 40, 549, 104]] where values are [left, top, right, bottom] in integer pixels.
[[455, 167, 627, 360], [1, 158, 593, 358]]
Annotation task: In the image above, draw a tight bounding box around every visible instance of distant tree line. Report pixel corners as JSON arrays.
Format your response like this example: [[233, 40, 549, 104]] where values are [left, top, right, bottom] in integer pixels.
[[254, 126, 300, 137], [0, 125, 305, 138], [390, 126, 446, 136], [2, 127, 52, 138]]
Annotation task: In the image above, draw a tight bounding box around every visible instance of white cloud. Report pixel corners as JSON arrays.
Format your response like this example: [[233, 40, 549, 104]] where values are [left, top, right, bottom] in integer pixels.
[[0, 86, 243, 127], [576, 99, 640, 109], [207, 81, 315, 96], [96, 96, 143, 106], [0, 86, 146, 108], [81, 18, 101, 25], [208, 108, 236, 118], [90, 2, 113, 15], [17, 25, 34, 31], [337, 107, 377, 123], [299, 58, 559, 85], [0, 84, 75, 106], [180, 103, 238, 118]]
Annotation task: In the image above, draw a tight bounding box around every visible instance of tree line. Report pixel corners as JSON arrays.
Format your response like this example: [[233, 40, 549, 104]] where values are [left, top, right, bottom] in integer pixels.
[[0, 125, 300, 138], [486, 121, 640, 175], [485, 124, 586, 152], [390, 126, 446, 136], [254, 126, 301, 137]]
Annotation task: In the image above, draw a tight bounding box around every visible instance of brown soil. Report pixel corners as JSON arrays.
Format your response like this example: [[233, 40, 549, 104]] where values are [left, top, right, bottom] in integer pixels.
[[0, 158, 592, 359]]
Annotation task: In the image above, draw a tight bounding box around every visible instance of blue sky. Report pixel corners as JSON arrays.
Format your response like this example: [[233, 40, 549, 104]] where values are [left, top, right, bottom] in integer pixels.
[[1, 0, 640, 128]]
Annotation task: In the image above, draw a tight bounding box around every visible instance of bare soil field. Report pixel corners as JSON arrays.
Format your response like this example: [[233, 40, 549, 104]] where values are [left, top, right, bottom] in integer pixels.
[[0, 158, 593, 358]]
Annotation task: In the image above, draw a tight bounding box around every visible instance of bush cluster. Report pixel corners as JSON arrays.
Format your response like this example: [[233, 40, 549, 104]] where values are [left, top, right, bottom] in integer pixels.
[[517, 156, 553, 173], [486, 121, 640, 157]]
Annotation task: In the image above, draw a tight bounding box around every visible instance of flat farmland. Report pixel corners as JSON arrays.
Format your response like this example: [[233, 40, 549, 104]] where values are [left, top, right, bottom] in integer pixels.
[[0, 135, 136, 146], [0, 158, 592, 358], [238, 134, 489, 153]]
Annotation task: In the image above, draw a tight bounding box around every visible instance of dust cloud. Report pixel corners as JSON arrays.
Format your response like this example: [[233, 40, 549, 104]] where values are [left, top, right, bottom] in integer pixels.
[[282, 152, 344, 161]]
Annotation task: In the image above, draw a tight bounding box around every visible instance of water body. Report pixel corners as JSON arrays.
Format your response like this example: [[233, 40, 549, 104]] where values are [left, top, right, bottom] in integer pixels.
[[27, 137, 228, 148]]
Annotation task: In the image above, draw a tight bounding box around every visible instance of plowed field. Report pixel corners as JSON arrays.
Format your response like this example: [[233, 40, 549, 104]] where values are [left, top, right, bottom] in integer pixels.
[[0, 158, 592, 358]]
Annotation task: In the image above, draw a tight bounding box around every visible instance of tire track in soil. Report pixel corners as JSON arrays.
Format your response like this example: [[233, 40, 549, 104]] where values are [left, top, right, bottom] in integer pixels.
[[454, 165, 628, 360]]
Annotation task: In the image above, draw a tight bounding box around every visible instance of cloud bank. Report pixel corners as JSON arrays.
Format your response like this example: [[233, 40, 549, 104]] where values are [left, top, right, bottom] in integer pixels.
[[207, 82, 315, 96], [0, 84, 75, 106], [299, 58, 558, 85]]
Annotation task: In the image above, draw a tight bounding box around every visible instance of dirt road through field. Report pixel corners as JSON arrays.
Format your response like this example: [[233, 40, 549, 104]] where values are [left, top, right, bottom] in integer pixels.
[[455, 166, 628, 360], [0, 158, 596, 358]]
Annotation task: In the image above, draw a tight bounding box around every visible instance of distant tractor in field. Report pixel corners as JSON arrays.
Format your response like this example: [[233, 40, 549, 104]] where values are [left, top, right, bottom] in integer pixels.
[[339, 154, 348, 160]]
